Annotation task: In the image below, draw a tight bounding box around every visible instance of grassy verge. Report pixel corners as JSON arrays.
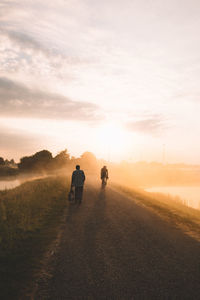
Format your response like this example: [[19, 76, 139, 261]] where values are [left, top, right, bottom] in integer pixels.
[[0, 175, 69, 299], [112, 183, 200, 240]]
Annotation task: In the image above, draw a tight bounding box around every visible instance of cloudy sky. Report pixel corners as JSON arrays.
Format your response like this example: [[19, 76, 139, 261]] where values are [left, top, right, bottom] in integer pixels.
[[1, 0, 200, 163]]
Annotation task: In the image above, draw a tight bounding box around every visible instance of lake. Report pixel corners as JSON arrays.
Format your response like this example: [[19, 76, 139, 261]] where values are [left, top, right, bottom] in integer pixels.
[[146, 186, 200, 210], [0, 179, 21, 190]]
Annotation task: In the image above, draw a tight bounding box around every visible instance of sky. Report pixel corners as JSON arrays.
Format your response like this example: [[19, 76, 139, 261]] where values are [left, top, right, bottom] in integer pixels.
[[1, 0, 200, 163]]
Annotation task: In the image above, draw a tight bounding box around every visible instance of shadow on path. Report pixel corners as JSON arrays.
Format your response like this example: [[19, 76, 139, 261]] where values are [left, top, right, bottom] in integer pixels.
[[65, 202, 79, 222], [82, 187, 109, 297]]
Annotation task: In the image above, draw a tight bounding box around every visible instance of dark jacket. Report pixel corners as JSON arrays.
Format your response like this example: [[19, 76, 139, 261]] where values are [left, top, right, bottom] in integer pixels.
[[72, 170, 85, 187]]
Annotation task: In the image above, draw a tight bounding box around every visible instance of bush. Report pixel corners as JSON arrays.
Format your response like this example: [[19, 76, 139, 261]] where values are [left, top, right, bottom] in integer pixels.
[[0, 176, 68, 252], [0, 166, 19, 177]]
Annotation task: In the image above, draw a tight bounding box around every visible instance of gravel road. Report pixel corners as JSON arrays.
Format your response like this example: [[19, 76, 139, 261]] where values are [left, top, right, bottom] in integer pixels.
[[35, 184, 200, 299]]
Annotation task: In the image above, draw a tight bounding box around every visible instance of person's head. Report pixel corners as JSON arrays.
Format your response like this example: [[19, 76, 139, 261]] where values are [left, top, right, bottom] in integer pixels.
[[76, 165, 80, 170], [103, 165, 107, 169]]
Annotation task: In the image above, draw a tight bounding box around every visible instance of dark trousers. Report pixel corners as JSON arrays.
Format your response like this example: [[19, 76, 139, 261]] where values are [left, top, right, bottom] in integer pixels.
[[75, 186, 83, 203]]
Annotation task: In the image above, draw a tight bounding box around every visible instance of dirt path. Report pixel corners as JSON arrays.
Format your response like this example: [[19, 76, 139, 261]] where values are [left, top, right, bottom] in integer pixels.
[[34, 184, 200, 299]]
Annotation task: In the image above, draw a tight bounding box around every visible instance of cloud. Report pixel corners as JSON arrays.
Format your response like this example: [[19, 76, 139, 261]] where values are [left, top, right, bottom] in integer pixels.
[[126, 115, 166, 135], [0, 127, 37, 149], [0, 26, 93, 86], [0, 27, 83, 66], [0, 28, 49, 55], [0, 28, 84, 62], [0, 124, 45, 160], [0, 77, 102, 121]]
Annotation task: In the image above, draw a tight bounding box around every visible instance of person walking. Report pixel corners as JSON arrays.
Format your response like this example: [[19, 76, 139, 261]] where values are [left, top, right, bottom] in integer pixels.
[[71, 165, 85, 204]]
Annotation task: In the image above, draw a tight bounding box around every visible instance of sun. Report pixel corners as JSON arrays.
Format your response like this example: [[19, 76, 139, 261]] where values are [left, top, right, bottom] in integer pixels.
[[94, 122, 132, 161]]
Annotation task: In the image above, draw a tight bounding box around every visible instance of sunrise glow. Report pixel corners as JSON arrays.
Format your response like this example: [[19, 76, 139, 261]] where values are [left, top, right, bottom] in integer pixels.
[[0, 1, 200, 163]]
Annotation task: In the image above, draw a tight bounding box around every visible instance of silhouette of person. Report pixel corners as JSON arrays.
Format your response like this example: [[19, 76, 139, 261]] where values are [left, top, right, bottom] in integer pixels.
[[101, 165, 109, 186], [71, 165, 85, 204]]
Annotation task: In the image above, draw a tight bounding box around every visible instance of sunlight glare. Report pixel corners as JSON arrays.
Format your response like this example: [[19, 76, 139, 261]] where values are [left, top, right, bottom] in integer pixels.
[[94, 122, 132, 161]]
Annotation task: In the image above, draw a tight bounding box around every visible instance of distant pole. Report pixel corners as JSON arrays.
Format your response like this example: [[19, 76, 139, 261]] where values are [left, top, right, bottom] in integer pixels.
[[107, 143, 111, 162]]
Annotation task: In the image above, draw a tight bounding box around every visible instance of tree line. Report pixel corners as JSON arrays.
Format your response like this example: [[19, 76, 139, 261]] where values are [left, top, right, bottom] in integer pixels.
[[0, 149, 99, 175], [0, 157, 15, 166]]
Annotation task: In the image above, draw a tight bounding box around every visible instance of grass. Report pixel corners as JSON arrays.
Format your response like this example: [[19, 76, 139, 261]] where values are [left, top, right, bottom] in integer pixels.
[[112, 183, 200, 240], [0, 175, 70, 299]]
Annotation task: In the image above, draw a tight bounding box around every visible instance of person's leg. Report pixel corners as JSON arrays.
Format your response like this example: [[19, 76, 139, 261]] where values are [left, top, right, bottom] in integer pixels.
[[75, 186, 83, 204], [79, 186, 83, 203], [75, 187, 79, 204]]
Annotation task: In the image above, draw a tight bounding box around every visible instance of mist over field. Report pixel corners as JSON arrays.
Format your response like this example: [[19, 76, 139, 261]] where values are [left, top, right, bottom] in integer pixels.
[[1, 148, 200, 211]]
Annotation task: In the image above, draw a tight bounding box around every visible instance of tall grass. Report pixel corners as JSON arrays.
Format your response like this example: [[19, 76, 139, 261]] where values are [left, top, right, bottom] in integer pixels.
[[112, 183, 200, 238], [0, 175, 69, 299]]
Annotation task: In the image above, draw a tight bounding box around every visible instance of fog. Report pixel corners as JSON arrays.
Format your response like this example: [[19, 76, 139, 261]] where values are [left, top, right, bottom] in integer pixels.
[[1, 150, 200, 210]]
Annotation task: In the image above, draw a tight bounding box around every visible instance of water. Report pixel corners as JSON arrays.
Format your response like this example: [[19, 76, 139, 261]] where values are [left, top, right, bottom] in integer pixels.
[[0, 175, 48, 191], [146, 186, 200, 210], [0, 179, 21, 190]]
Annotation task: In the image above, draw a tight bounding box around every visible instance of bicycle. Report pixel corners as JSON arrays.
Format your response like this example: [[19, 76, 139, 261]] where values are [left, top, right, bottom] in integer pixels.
[[101, 177, 108, 189]]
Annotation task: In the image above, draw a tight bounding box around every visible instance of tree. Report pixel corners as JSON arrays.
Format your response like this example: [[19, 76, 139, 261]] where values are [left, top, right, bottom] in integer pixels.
[[0, 157, 5, 166], [33, 150, 53, 162], [10, 159, 15, 165], [80, 152, 98, 171], [54, 149, 70, 168], [18, 150, 53, 171], [18, 156, 32, 170], [81, 152, 97, 163]]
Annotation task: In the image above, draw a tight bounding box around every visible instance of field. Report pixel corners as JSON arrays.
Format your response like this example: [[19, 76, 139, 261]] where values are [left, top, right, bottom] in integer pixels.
[[0, 176, 69, 299]]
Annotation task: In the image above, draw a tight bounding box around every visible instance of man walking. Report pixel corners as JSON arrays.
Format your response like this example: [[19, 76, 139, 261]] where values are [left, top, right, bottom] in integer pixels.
[[71, 165, 85, 204]]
